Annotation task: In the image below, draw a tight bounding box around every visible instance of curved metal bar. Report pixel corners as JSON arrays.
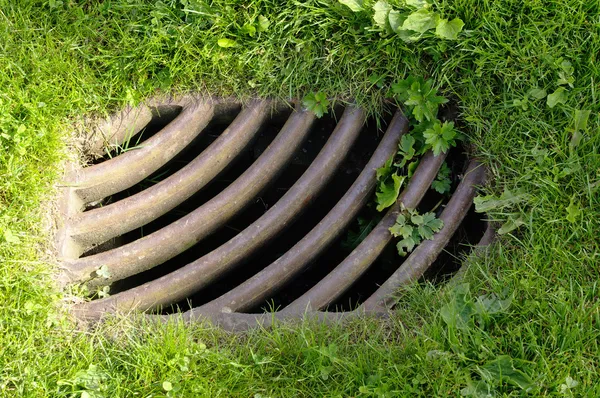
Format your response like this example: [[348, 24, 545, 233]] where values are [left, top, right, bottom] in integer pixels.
[[86, 104, 153, 159], [69, 98, 219, 203], [360, 160, 485, 313], [282, 150, 446, 314], [194, 110, 409, 315], [68, 100, 273, 248], [74, 106, 366, 317], [64, 106, 317, 286]]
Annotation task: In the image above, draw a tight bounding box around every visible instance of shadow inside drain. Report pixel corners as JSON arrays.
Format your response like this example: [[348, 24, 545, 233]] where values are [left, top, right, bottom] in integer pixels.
[[84, 103, 487, 315]]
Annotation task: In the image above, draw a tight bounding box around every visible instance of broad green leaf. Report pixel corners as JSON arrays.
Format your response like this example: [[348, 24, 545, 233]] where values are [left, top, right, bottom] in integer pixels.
[[434, 18, 464, 40], [240, 23, 256, 37], [407, 159, 419, 177], [478, 356, 533, 390], [257, 15, 270, 32], [547, 87, 567, 108], [163, 381, 173, 391], [3, 228, 20, 244], [376, 173, 405, 211], [395, 213, 406, 225], [338, 0, 364, 12], [440, 283, 473, 329], [396, 236, 416, 256], [573, 109, 591, 131], [405, 0, 430, 8], [373, 0, 393, 31], [217, 38, 237, 48], [527, 87, 547, 99], [473, 188, 529, 212], [497, 216, 525, 234], [388, 10, 406, 33], [566, 198, 581, 223], [401, 9, 439, 34], [376, 156, 394, 180], [475, 292, 512, 315]]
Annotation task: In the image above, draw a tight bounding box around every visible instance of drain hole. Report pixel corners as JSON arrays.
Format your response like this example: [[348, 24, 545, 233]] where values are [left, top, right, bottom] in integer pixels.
[[107, 109, 351, 297], [63, 99, 490, 320]]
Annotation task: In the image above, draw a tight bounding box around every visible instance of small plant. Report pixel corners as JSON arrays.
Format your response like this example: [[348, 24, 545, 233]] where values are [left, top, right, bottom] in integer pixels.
[[431, 161, 451, 194], [342, 214, 382, 250], [375, 157, 405, 211], [302, 91, 330, 118], [389, 208, 443, 256], [423, 120, 459, 156], [390, 76, 448, 123], [339, 0, 465, 42]]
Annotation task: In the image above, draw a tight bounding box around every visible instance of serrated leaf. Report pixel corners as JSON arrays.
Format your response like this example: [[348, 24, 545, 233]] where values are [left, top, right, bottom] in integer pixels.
[[475, 292, 512, 315], [257, 15, 270, 32], [217, 38, 237, 48], [390, 223, 413, 239], [426, 217, 443, 231], [376, 173, 405, 211], [423, 121, 456, 156], [434, 17, 464, 40], [418, 224, 433, 239], [411, 213, 424, 225], [96, 265, 111, 279], [432, 177, 451, 194], [400, 9, 439, 34], [373, 0, 393, 31], [396, 134, 416, 167], [547, 87, 567, 108], [396, 236, 416, 256], [302, 91, 329, 118], [338, 0, 364, 12]]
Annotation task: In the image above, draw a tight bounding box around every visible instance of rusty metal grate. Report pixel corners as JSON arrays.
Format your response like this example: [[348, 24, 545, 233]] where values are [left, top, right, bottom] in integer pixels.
[[57, 95, 491, 331]]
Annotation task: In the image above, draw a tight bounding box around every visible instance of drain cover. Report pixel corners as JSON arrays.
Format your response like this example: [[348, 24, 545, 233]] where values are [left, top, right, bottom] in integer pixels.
[[57, 95, 490, 330]]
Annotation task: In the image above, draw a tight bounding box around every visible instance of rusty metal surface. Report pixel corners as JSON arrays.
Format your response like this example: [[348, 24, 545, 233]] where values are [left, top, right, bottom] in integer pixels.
[[191, 110, 408, 316], [69, 100, 272, 248], [59, 97, 488, 331], [63, 104, 315, 286], [73, 106, 366, 318], [281, 150, 446, 314], [360, 160, 485, 313]]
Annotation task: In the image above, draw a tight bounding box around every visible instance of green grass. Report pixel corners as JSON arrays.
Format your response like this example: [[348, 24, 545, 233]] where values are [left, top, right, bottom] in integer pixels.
[[1, 0, 599, 396]]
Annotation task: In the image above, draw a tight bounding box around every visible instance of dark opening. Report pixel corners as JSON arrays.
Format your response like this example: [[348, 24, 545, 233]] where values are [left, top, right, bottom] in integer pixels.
[[83, 103, 487, 314]]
